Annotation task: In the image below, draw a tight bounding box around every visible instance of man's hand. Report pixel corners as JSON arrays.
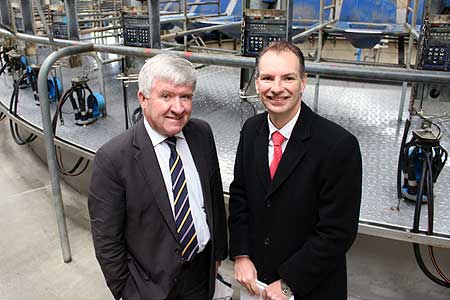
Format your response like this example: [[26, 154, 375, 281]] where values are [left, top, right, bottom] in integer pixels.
[[234, 256, 259, 295], [262, 280, 289, 300]]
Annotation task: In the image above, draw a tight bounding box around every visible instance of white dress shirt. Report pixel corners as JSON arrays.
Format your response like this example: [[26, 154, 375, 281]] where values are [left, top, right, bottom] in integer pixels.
[[267, 105, 301, 166], [143, 119, 210, 252]]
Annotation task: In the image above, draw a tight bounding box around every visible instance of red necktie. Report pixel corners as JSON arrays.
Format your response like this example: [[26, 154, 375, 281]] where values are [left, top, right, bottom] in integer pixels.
[[270, 131, 285, 180]]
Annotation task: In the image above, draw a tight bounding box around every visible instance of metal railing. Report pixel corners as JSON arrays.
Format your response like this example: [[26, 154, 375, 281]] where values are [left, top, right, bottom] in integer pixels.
[[2, 28, 450, 262]]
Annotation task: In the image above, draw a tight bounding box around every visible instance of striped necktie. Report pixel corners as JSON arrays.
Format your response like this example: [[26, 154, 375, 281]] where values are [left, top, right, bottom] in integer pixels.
[[166, 137, 199, 262]]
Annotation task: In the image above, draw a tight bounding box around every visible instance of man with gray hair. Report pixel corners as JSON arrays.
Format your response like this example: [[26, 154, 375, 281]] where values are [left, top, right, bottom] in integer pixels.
[[89, 53, 228, 300]]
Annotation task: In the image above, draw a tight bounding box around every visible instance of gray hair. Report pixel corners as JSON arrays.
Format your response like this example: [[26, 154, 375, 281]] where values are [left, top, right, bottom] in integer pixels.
[[138, 53, 197, 98]]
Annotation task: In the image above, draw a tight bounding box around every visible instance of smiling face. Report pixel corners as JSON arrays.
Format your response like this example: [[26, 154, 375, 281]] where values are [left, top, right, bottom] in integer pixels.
[[138, 78, 193, 136], [256, 50, 306, 128]]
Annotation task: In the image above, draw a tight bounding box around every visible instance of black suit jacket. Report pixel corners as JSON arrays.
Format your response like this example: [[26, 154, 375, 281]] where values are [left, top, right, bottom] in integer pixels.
[[88, 118, 228, 300], [228, 102, 362, 300]]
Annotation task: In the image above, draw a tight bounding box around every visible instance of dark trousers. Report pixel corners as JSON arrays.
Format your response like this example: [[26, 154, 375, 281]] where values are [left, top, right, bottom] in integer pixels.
[[167, 243, 211, 300]]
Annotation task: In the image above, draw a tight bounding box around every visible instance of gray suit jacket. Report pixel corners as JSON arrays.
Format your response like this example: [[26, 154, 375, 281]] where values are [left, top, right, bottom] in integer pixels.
[[89, 118, 228, 300]]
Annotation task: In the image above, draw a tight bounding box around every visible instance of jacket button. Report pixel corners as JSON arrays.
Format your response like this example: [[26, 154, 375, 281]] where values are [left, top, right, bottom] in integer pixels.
[[173, 277, 178, 283], [264, 237, 271, 246], [175, 248, 180, 255], [265, 200, 272, 208]]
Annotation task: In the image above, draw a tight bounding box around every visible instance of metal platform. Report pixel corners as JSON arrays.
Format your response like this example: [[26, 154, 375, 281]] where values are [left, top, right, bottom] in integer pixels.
[[1, 62, 450, 244]]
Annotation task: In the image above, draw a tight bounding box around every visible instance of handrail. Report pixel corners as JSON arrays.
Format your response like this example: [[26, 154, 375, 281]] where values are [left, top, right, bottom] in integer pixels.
[[2, 29, 450, 84], [0, 32, 446, 262], [37, 43, 94, 263]]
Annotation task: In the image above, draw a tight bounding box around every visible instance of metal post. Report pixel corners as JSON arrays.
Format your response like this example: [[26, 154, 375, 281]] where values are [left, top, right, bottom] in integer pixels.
[[286, 0, 293, 41], [403, 0, 418, 123], [149, 0, 161, 49], [316, 0, 324, 63], [65, 0, 80, 40], [406, 0, 418, 69], [114, 0, 119, 43], [37, 43, 95, 263], [313, 0, 325, 113], [0, 0, 12, 29], [183, 0, 188, 51], [20, 0, 35, 35], [313, 74, 320, 112]]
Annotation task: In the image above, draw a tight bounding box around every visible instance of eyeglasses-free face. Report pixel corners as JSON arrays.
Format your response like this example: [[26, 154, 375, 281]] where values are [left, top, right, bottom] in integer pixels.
[[256, 50, 307, 128], [138, 79, 194, 136]]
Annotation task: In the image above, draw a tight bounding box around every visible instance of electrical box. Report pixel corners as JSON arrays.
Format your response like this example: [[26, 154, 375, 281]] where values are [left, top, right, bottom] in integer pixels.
[[241, 9, 287, 57], [238, 9, 288, 120], [415, 14, 450, 104], [419, 18, 450, 71], [122, 14, 151, 48]]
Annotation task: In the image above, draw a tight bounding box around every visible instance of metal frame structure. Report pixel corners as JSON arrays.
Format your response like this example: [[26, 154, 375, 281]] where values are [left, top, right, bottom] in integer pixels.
[[1, 27, 450, 261]]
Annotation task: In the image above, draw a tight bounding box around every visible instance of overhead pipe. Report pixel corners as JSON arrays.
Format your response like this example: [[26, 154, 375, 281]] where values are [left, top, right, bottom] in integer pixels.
[[2, 28, 450, 84]]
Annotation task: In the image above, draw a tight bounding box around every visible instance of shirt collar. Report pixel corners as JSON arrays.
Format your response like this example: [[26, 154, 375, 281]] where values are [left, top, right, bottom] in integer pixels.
[[143, 118, 185, 147], [267, 103, 301, 141]]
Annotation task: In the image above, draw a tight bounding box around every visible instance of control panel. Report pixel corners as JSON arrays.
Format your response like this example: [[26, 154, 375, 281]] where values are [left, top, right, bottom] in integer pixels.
[[415, 14, 450, 104], [122, 15, 151, 48], [419, 18, 450, 71], [51, 12, 68, 39], [241, 10, 287, 57]]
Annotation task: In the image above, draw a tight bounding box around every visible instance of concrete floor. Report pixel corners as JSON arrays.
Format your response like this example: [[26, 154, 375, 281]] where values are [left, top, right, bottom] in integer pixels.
[[0, 120, 112, 300]]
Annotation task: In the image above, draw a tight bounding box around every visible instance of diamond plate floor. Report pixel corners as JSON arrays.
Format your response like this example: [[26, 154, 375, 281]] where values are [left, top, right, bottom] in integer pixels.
[[1, 62, 449, 238]]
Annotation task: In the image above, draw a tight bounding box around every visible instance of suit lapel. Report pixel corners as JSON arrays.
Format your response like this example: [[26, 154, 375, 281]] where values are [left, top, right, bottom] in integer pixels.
[[183, 121, 213, 228], [132, 121, 179, 241], [254, 116, 271, 191], [266, 103, 313, 199]]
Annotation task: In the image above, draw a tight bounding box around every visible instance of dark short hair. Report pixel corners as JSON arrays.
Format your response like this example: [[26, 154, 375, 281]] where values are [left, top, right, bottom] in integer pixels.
[[255, 41, 306, 77]]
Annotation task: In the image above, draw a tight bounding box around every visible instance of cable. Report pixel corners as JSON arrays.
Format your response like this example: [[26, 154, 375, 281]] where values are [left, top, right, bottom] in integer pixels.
[[55, 146, 90, 177], [425, 153, 450, 284], [411, 147, 450, 288], [8, 71, 37, 145], [397, 118, 411, 199], [0, 61, 9, 76], [51, 85, 90, 177]]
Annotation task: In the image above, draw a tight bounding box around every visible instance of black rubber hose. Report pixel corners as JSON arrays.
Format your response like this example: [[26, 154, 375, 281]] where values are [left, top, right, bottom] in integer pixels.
[[397, 118, 411, 199], [8, 72, 36, 145], [52, 87, 89, 176], [0, 62, 9, 76], [52, 86, 76, 132], [412, 149, 450, 288]]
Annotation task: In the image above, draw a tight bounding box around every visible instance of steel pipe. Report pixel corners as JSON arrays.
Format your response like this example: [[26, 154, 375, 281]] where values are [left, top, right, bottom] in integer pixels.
[[292, 19, 336, 42], [149, 0, 161, 48], [37, 43, 94, 263], [160, 22, 240, 40], [2, 30, 450, 84], [404, 22, 420, 40]]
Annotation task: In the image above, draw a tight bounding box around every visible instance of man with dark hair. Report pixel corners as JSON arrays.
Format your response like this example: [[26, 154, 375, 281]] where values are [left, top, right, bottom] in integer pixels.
[[89, 53, 228, 300], [229, 41, 362, 300]]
